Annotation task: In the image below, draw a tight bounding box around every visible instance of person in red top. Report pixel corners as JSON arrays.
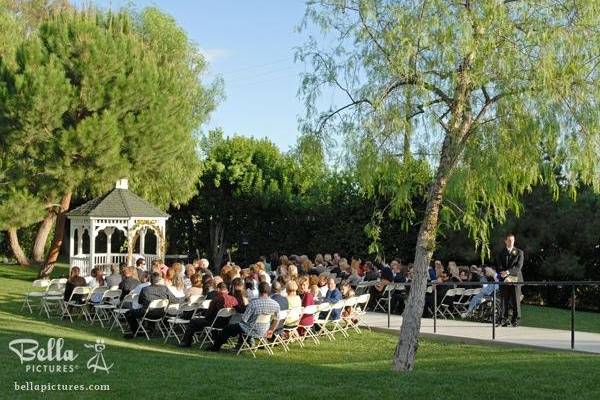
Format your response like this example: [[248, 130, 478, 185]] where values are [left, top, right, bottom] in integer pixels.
[[297, 276, 315, 335], [178, 282, 238, 348]]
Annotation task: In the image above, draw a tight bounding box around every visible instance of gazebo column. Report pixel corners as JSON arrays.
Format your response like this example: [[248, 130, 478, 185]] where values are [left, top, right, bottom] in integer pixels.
[[89, 221, 95, 274], [105, 227, 115, 264], [159, 219, 166, 259], [69, 223, 74, 260], [139, 227, 147, 256], [77, 226, 84, 255]]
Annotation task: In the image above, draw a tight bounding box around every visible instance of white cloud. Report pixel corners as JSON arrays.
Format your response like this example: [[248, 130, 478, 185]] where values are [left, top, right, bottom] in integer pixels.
[[199, 47, 231, 63]]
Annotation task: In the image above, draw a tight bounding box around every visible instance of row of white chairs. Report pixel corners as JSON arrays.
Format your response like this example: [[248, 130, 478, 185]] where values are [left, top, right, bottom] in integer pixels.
[[23, 278, 372, 357]]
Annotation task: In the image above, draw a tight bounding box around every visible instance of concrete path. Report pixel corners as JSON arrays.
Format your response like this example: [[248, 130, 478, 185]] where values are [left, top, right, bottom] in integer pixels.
[[363, 312, 600, 354]]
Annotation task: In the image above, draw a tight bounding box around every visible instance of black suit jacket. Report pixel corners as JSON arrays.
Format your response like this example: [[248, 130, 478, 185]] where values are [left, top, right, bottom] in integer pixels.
[[118, 277, 140, 299], [496, 247, 524, 282], [139, 284, 183, 309]]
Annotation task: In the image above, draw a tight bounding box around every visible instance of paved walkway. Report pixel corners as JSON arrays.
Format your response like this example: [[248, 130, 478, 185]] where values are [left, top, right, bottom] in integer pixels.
[[363, 312, 600, 354]]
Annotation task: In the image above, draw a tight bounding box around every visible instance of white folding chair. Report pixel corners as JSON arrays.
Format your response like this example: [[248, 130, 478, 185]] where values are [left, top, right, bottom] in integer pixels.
[[454, 288, 475, 315], [339, 297, 358, 337], [315, 302, 333, 340], [437, 288, 458, 319], [135, 299, 169, 340], [281, 306, 303, 345], [61, 286, 91, 322], [328, 300, 349, 338], [197, 307, 235, 348], [91, 289, 122, 327], [296, 305, 320, 346], [110, 293, 137, 333], [269, 309, 290, 351], [39, 279, 67, 318], [164, 302, 202, 344], [21, 279, 51, 313], [352, 293, 371, 333], [373, 284, 395, 313], [236, 313, 275, 357]]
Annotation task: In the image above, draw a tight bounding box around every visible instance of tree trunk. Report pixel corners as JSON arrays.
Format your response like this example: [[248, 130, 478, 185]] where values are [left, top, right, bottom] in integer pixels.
[[39, 192, 72, 278], [392, 136, 455, 372], [32, 211, 56, 264], [7, 228, 30, 266], [209, 218, 226, 273]]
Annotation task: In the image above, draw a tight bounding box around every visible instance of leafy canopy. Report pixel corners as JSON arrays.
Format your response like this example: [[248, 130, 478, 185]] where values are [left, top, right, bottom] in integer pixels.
[[298, 0, 600, 257], [0, 6, 220, 231]]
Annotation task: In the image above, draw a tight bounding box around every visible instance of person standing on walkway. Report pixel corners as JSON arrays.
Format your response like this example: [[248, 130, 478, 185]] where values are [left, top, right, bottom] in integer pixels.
[[496, 233, 524, 327]]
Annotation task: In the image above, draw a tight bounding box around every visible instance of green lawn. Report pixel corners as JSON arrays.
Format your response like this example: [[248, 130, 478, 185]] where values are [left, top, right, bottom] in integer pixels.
[[1, 264, 599, 400], [520, 304, 600, 333]]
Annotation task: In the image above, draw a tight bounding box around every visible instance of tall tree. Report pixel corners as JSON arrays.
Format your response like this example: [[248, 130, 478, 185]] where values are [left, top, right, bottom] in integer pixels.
[[0, 7, 220, 276], [299, 0, 600, 371], [188, 130, 306, 270]]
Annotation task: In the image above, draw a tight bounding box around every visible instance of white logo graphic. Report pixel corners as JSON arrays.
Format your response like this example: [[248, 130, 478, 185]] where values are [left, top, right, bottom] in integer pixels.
[[84, 339, 113, 374], [9, 338, 78, 364]]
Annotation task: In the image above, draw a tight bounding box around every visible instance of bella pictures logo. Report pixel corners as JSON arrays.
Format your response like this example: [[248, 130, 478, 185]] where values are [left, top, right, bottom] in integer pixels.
[[8, 337, 113, 374]]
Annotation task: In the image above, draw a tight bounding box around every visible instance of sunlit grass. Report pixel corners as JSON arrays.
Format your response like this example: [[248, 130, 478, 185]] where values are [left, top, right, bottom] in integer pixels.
[[1, 263, 599, 399]]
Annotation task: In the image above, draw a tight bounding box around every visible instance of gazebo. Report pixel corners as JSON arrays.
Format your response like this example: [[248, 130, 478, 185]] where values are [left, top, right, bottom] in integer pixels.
[[66, 178, 169, 276]]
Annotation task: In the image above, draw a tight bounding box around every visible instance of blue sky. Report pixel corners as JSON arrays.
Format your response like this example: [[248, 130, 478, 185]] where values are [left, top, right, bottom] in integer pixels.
[[79, 0, 317, 151]]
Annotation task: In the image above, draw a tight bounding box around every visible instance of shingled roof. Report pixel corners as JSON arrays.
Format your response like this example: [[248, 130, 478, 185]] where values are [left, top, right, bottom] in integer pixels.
[[67, 184, 169, 218]]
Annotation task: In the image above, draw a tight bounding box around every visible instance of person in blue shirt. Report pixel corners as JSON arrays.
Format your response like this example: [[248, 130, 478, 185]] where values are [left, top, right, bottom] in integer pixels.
[[324, 277, 343, 320], [462, 267, 499, 317]]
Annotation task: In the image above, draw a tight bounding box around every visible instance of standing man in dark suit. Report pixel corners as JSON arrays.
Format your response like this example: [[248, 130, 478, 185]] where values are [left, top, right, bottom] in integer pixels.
[[496, 233, 524, 327]]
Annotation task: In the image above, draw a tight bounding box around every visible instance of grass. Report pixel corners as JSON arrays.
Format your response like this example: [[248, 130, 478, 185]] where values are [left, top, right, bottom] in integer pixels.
[[520, 304, 600, 333], [1, 264, 599, 399]]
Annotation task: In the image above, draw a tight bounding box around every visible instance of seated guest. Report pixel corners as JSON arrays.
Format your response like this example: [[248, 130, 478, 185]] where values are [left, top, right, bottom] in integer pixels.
[[183, 264, 196, 289], [88, 267, 105, 289], [457, 268, 472, 288], [203, 275, 217, 300], [135, 258, 147, 282], [427, 262, 437, 281], [88, 267, 107, 304], [284, 280, 302, 327], [196, 258, 211, 275], [245, 277, 258, 300], [317, 273, 329, 298], [323, 278, 343, 320], [270, 281, 289, 311], [310, 284, 321, 301], [106, 264, 123, 288], [470, 265, 483, 283], [298, 276, 315, 335], [363, 262, 379, 281], [210, 282, 280, 351], [167, 274, 186, 299], [228, 278, 248, 324], [129, 273, 151, 310], [119, 266, 141, 300], [347, 263, 362, 287], [391, 261, 405, 283], [434, 260, 445, 280], [185, 273, 203, 299], [63, 267, 87, 302], [124, 272, 183, 338], [178, 282, 239, 348], [340, 280, 356, 319], [276, 275, 288, 296], [462, 267, 499, 317], [448, 262, 461, 283], [314, 254, 326, 274]]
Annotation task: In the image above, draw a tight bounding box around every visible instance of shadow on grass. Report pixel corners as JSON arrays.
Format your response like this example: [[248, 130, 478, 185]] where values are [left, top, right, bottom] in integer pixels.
[[3, 266, 600, 400]]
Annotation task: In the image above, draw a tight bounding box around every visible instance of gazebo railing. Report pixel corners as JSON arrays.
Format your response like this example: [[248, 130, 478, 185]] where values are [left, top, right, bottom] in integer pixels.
[[71, 255, 90, 275], [70, 253, 162, 276]]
